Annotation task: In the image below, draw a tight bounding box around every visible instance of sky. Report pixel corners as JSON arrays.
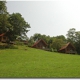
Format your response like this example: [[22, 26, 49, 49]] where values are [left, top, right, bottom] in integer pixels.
[[6, 0, 80, 38]]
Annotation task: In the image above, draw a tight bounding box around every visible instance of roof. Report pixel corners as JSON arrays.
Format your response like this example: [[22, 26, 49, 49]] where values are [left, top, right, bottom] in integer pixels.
[[0, 33, 5, 37], [32, 39, 47, 47], [59, 42, 75, 51]]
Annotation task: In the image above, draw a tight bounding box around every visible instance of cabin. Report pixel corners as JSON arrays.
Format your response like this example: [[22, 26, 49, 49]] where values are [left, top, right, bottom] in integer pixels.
[[32, 39, 47, 50], [0, 33, 8, 43], [58, 42, 77, 54]]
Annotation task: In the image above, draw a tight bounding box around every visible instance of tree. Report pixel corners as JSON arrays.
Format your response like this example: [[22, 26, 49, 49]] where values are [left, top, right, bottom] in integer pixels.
[[0, 1, 11, 34], [8, 13, 30, 41], [56, 35, 67, 42], [66, 28, 76, 44], [28, 36, 34, 47], [74, 31, 80, 53], [28, 33, 51, 48], [0, 1, 7, 14], [66, 28, 80, 54], [50, 38, 66, 51], [33, 33, 41, 41]]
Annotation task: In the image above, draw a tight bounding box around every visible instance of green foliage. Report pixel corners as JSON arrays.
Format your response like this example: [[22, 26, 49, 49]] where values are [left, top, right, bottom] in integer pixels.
[[0, 1, 30, 42], [33, 33, 41, 41], [49, 35, 66, 51], [66, 28, 76, 44], [5, 44, 18, 49], [50, 38, 65, 51], [28, 37, 34, 47], [15, 41, 24, 45], [0, 42, 9, 49], [31, 33, 51, 43], [29, 33, 67, 51], [66, 28, 80, 53], [0, 42, 18, 49], [53, 48, 57, 52], [56, 35, 67, 42], [8, 13, 30, 41], [0, 46, 80, 77], [49, 48, 57, 52], [0, 1, 7, 14], [0, 1, 12, 34]]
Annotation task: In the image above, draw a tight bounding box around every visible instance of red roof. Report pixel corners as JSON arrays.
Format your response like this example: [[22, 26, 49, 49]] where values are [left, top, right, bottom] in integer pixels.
[[32, 39, 47, 47], [59, 42, 75, 51], [0, 33, 5, 37]]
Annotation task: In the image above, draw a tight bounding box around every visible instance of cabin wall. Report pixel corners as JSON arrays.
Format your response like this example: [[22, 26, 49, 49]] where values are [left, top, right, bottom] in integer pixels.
[[0, 36, 8, 42], [58, 43, 76, 54], [66, 44, 76, 53], [36, 41, 47, 49], [67, 45, 75, 51], [58, 49, 65, 53], [0, 37, 1, 41], [33, 41, 47, 50]]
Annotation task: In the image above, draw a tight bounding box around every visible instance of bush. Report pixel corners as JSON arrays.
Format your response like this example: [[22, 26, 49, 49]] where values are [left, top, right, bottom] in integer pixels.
[[53, 48, 57, 52], [0, 45, 6, 49], [27, 43, 33, 47], [6, 45, 18, 49], [0, 44, 18, 49], [15, 41, 24, 45], [49, 48, 57, 52]]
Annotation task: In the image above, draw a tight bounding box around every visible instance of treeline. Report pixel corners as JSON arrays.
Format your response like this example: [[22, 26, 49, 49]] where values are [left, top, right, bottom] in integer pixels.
[[28, 28, 80, 54], [28, 33, 66, 51], [0, 1, 30, 42], [1, 1, 80, 54]]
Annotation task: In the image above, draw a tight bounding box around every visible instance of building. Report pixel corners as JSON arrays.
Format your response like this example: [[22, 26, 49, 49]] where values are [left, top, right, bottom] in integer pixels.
[[58, 42, 77, 54], [0, 33, 8, 43], [32, 39, 47, 50]]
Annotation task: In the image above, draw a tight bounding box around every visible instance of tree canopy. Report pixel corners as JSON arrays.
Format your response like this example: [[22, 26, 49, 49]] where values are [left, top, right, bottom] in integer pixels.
[[0, 1, 11, 34], [0, 1, 30, 42], [8, 13, 30, 41], [66, 28, 80, 54]]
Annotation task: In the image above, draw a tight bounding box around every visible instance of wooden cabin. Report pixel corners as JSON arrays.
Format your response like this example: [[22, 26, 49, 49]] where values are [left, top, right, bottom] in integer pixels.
[[58, 42, 77, 54], [32, 39, 47, 50], [0, 33, 8, 43]]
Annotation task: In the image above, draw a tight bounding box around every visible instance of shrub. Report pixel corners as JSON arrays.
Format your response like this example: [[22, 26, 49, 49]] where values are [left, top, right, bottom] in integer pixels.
[[15, 41, 24, 45]]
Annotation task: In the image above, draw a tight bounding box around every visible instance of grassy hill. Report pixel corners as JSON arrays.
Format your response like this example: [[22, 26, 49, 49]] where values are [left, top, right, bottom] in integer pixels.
[[0, 45, 80, 78]]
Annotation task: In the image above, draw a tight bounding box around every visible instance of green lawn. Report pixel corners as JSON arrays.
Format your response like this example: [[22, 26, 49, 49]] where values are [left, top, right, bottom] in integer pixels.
[[0, 45, 80, 78]]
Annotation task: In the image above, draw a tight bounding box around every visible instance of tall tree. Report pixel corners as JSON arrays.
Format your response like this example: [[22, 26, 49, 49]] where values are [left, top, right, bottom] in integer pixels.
[[74, 31, 80, 53], [66, 28, 76, 44], [66, 28, 80, 53], [33, 33, 41, 41], [0, 1, 7, 14], [50, 37, 66, 51], [28, 36, 34, 47], [0, 1, 11, 34], [56, 35, 66, 42], [8, 13, 30, 41]]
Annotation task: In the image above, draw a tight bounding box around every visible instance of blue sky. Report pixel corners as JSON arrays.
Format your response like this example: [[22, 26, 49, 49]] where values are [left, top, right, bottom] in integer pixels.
[[6, 0, 80, 38]]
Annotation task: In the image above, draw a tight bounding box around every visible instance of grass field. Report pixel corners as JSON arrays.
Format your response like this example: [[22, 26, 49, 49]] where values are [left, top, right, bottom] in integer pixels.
[[0, 45, 80, 78]]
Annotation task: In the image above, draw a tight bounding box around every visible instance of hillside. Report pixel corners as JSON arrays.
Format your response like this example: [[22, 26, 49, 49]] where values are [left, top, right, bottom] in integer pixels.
[[0, 45, 80, 78]]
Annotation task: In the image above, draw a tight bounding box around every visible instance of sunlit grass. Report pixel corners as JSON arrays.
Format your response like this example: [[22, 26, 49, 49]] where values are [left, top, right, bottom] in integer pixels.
[[0, 45, 80, 78]]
